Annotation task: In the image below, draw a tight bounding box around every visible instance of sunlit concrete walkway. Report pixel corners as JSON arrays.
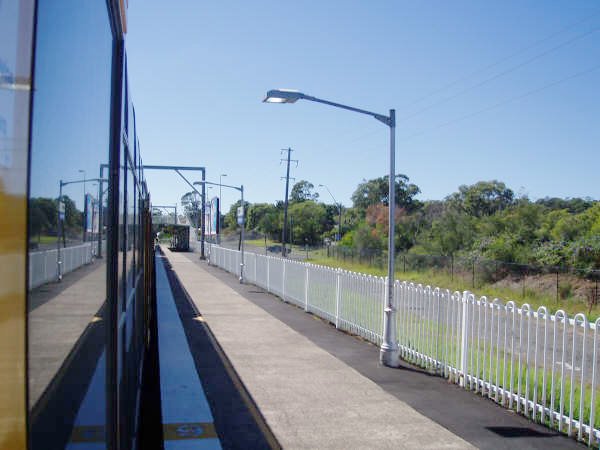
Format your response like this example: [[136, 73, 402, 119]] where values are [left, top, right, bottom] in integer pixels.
[[28, 260, 105, 408], [163, 247, 475, 450]]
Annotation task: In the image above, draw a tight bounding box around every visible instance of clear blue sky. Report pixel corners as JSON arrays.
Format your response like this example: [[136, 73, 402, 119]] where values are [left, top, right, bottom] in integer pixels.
[[126, 0, 600, 213]]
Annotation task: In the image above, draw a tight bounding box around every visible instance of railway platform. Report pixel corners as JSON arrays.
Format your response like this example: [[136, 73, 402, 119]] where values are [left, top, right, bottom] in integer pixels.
[[162, 248, 473, 449], [161, 247, 587, 450], [155, 250, 273, 449]]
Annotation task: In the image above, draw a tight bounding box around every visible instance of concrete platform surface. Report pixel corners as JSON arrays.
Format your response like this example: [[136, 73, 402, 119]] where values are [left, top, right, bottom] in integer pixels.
[[28, 260, 106, 407], [163, 249, 475, 450]]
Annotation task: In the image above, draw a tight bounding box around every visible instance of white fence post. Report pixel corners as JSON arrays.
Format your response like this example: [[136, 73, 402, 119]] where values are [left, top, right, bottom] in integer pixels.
[[267, 257, 270, 292], [304, 265, 309, 312], [335, 269, 341, 329], [383, 277, 388, 345], [282, 259, 286, 301], [460, 290, 470, 388]]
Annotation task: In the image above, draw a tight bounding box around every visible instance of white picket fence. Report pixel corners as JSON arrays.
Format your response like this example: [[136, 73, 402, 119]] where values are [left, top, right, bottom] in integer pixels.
[[208, 244, 600, 446], [28, 242, 101, 290]]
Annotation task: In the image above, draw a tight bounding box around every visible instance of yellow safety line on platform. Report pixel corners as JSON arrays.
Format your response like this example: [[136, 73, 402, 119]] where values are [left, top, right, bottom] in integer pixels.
[[163, 422, 218, 440]]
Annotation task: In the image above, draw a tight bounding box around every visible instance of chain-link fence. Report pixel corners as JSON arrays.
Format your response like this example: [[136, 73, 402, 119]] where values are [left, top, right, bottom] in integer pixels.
[[326, 246, 600, 312]]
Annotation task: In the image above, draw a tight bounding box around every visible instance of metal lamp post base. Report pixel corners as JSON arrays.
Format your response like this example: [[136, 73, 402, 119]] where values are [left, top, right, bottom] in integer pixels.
[[379, 344, 400, 367]]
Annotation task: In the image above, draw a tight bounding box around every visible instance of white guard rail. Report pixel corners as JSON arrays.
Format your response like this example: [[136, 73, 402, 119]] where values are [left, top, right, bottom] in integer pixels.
[[208, 244, 600, 446], [28, 241, 102, 290]]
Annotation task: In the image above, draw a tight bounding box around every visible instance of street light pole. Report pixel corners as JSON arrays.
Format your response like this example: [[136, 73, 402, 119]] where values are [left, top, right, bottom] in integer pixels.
[[57, 180, 64, 280], [79, 169, 86, 196], [383, 109, 398, 367], [79, 169, 86, 242], [58, 176, 108, 273], [319, 183, 342, 242], [240, 185, 245, 283], [264, 89, 399, 367], [194, 180, 246, 283], [219, 174, 227, 244]]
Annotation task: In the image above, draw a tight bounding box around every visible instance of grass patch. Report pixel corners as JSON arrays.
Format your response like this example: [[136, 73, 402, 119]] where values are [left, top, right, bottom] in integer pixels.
[[29, 235, 58, 245], [305, 251, 600, 321], [244, 238, 275, 247]]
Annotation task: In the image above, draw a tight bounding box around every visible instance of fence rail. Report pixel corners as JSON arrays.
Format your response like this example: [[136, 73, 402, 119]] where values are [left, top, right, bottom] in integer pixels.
[[208, 244, 600, 446], [28, 242, 102, 290]]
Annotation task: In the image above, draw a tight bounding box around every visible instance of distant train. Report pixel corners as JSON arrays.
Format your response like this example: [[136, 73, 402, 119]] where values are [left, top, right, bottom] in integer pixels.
[[1, 1, 157, 449]]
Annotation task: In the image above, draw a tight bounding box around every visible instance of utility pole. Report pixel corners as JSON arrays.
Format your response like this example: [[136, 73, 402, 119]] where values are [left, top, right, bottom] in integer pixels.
[[281, 148, 297, 257]]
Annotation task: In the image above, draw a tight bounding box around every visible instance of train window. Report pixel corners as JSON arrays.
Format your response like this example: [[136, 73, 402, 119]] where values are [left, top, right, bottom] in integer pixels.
[[27, 1, 113, 448]]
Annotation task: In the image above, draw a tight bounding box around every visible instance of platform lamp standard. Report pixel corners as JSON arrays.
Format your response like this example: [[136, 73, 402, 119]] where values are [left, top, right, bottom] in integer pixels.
[[57, 177, 106, 281], [318, 184, 342, 242], [219, 174, 227, 244], [194, 180, 245, 283], [264, 89, 399, 367], [90, 183, 97, 256], [78, 169, 86, 241]]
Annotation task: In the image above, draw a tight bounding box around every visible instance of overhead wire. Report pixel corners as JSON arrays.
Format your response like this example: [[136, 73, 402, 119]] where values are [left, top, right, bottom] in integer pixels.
[[403, 8, 600, 109], [315, 12, 600, 150], [397, 25, 600, 124], [311, 9, 600, 156], [397, 63, 600, 144]]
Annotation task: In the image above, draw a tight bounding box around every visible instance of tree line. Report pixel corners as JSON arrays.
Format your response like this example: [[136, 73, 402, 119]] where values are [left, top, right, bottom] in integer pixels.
[[28, 196, 83, 243], [223, 177, 600, 272]]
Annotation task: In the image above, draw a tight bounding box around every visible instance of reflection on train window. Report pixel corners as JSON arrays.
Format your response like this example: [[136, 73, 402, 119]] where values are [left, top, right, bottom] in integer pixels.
[[28, 1, 112, 448]]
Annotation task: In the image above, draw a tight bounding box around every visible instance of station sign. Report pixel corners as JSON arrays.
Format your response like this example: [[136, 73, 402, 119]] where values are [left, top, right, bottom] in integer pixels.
[[58, 200, 65, 221]]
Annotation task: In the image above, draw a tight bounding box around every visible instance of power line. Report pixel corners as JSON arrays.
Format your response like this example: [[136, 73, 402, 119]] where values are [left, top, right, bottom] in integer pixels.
[[308, 12, 600, 152], [397, 63, 600, 143], [404, 8, 600, 109], [397, 25, 600, 124], [304, 11, 600, 158]]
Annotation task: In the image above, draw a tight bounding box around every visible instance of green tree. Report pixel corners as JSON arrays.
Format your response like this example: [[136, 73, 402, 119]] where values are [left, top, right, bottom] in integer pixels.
[[448, 180, 514, 218], [247, 203, 277, 230], [290, 180, 319, 203], [59, 195, 81, 237], [351, 174, 421, 214], [36, 197, 58, 230], [569, 236, 600, 271], [224, 200, 250, 230], [322, 203, 340, 237], [353, 222, 384, 256], [535, 197, 593, 214], [181, 191, 201, 227], [423, 210, 475, 257], [258, 211, 281, 240], [28, 199, 50, 243], [288, 201, 327, 245], [551, 211, 591, 242]]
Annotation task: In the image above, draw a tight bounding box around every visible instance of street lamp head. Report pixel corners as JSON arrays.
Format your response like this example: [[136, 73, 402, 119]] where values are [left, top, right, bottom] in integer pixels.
[[263, 89, 304, 104]]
